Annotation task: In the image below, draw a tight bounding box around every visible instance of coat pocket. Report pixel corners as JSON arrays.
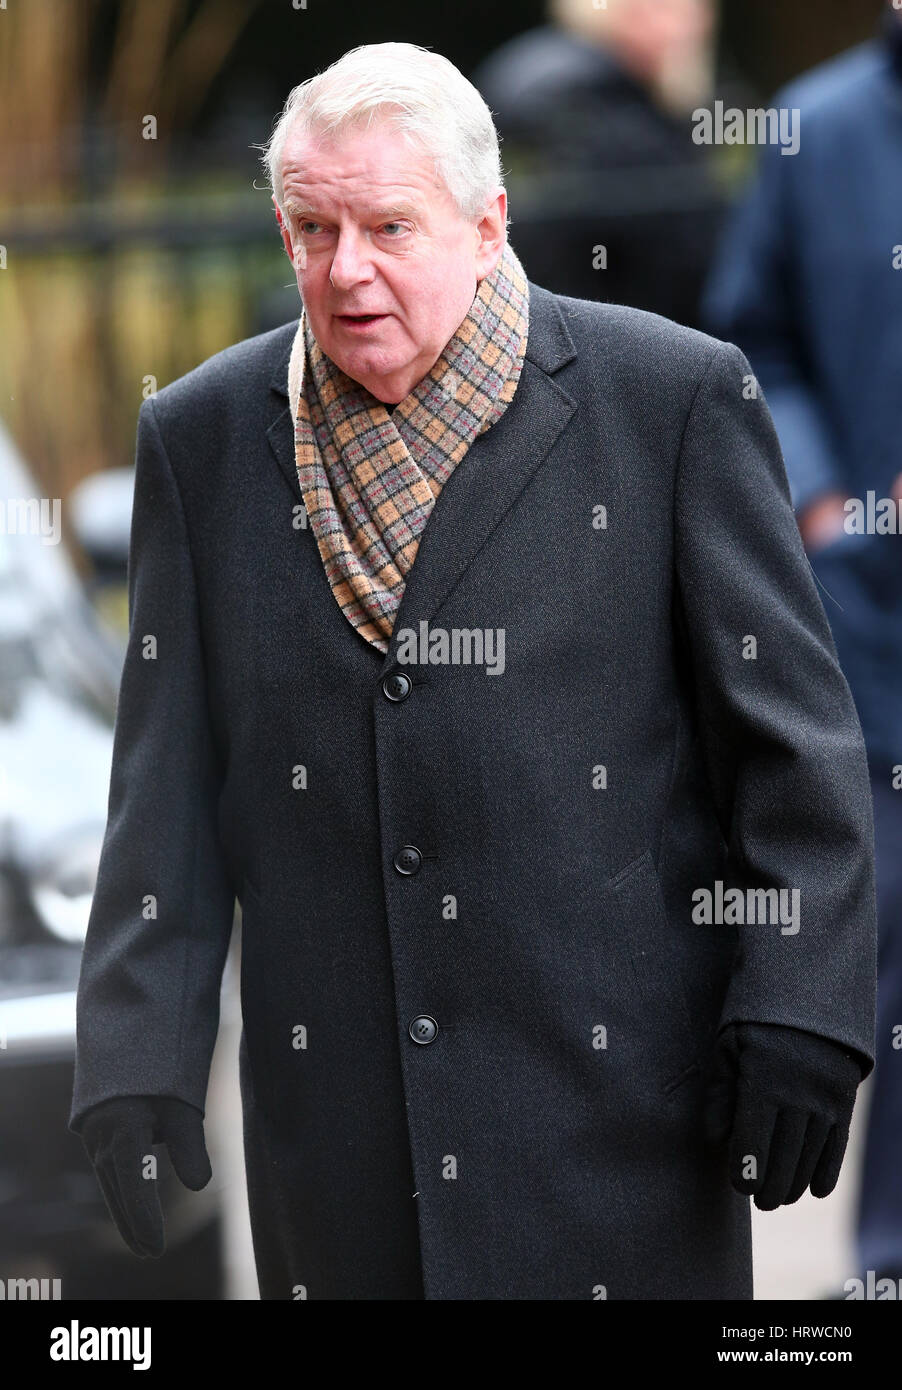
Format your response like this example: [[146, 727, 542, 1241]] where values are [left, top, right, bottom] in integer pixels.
[[609, 850, 700, 1095], [239, 877, 273, 1117]]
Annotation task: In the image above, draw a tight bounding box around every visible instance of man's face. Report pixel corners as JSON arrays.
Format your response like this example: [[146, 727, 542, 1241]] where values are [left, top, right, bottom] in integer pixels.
[[275, 118, 506, 403]]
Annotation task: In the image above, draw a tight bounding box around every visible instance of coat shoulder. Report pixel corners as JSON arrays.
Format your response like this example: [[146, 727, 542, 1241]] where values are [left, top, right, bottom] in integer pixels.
[[148, 319, 298, 431], [775, 40, 884, 120], [546, 288, 734, 398]]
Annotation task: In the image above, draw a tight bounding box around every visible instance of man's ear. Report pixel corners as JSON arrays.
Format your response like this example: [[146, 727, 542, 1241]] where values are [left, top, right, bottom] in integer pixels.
[[273, 196, 294, 262], [474, 188, 508, 282]]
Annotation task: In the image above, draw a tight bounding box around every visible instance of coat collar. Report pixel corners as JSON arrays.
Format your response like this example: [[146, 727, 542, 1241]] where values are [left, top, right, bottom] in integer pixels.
[[267, 278, 576, 399], [266, 279, 578, 668]]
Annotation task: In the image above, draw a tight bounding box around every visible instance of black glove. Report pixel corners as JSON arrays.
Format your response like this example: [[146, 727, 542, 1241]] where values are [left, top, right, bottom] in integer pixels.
[[78, 1095, 212, 1257], [702, 1022, 863, 1211]]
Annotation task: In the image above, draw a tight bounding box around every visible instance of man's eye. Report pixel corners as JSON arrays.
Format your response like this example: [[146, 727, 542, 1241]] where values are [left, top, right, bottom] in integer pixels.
[[300, 222, 323, 236], [380, 223, 406, 236]]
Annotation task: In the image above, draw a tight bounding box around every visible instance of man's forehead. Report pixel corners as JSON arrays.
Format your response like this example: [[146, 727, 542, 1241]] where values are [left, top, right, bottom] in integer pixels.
[[281, 123, 444, 206]]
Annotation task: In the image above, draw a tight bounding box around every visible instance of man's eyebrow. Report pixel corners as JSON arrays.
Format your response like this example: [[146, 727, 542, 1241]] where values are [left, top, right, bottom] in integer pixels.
[[284, 201, 420, 223]]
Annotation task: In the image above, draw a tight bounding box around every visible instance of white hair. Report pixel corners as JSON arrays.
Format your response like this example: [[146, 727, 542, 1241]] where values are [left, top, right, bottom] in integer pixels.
[[258, 42, 505, 222]]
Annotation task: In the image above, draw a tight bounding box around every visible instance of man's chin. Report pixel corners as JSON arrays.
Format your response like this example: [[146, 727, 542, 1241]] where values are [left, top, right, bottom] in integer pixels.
[[329, 344, 410, 398]]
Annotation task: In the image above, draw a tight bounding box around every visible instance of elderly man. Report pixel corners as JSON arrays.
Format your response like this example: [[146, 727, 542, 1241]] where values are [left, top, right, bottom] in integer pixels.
[[70, 42, 876, 1301]]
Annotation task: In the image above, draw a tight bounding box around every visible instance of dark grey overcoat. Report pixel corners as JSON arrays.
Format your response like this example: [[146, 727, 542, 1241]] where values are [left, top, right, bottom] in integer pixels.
[[69, 281, 878, 1300]]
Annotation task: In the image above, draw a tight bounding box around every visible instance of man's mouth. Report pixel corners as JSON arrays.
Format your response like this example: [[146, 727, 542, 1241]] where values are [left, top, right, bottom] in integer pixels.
[[336, 313, 389, 330]]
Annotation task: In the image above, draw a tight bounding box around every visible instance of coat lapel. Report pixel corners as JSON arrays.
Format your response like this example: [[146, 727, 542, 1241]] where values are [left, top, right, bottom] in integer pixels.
[[266, 281, 578, 664]]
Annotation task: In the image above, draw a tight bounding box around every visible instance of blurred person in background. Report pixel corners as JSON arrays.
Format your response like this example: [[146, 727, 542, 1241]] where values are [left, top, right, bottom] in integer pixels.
[[704, 0, 902, 1289], [472, 0, 730, 327]]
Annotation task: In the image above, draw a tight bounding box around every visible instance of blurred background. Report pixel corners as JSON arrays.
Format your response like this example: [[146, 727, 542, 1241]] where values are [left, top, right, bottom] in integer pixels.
[[0, 0, 896, 1299]]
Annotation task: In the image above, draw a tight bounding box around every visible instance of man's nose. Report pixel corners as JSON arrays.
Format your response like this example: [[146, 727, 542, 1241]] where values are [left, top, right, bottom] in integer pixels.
[[328, 230, 376, 292]]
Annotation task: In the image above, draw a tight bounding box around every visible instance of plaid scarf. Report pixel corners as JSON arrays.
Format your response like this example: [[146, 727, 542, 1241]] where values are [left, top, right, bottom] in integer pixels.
[[288, 240, 530, 652]]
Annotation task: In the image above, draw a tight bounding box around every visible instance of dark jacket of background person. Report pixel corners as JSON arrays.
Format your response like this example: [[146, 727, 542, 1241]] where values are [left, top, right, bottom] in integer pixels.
[[703, 14, 902, 770], [69, 283, 876, 1300], [472, 25, 728, 328]]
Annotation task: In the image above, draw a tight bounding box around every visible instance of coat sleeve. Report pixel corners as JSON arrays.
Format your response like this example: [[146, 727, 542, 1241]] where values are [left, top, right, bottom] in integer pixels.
[[69, 395, 236, 1132], [701, 141, 845, 517], [673, 338, 877, 1077]]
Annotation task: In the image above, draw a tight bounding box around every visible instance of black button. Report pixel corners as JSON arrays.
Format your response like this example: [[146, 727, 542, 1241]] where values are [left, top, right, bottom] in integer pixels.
[[409, 1015, 438, 1045], [393, 845, 423, 875], [382, 672, 412, 702]]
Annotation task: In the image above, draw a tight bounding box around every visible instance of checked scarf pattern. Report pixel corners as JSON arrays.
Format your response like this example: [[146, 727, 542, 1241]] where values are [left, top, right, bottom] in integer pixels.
[[287, 240, 530, 653]]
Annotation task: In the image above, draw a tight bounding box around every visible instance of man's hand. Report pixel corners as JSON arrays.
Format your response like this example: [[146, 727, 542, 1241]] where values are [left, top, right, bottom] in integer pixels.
[[797, 492, 848, 553], [78, 1096, 212, 1257], [702, 1022, 862, 1210]]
